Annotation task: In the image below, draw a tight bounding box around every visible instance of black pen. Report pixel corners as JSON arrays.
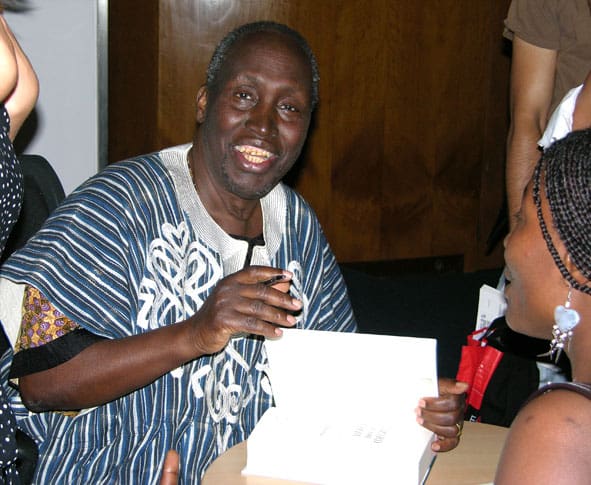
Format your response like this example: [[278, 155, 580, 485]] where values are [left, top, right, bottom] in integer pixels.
[[259, 274, 286, 286]]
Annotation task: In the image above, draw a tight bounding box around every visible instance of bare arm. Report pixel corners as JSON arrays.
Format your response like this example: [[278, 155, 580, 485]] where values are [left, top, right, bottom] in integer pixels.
[[0, 16, 17, 102], [506, 36, 556, 228], [19, 266, 300, 412], [0, 15, 38, 140], [573, 70, 591, 131], [495, 390, 591, 484]]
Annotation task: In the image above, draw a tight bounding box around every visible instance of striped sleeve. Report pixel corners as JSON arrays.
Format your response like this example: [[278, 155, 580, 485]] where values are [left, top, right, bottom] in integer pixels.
[[282, 187, 357, 334], [0, 155, 179, 339]]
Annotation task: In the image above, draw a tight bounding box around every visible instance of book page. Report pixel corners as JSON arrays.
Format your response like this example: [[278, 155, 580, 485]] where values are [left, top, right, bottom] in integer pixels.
[[475, 284, 507, 330], [243, 329, 438, 484]]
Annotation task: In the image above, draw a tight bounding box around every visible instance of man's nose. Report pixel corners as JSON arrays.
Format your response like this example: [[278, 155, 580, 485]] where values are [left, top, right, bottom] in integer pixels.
[[246, 103, 278, 138]]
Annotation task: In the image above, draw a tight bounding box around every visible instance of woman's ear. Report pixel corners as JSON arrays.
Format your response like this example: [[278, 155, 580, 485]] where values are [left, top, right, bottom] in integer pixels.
[[196, 85, 207, 124], [565, 253, 591, 288]]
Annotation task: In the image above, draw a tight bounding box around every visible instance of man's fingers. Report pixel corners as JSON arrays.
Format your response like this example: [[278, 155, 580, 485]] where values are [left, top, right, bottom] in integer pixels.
[[232, 265, 292, 285], [159, 450, 179, 485]]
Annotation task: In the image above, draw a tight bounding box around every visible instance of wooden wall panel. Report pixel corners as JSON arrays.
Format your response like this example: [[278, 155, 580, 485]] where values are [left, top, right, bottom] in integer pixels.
[[108, 1, 159, 158], [109, 0, 511, 270], [321, 0, 388, 258], [469, 2, 513, 270]]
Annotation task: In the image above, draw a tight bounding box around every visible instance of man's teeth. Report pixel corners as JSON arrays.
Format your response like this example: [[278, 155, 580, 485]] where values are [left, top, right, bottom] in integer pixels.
[[235, 146, 273, 164]]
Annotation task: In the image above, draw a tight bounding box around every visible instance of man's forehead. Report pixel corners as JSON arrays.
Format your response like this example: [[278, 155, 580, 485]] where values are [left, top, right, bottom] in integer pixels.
[[217, 32, 310, 83], [227, 30, 303, 62]]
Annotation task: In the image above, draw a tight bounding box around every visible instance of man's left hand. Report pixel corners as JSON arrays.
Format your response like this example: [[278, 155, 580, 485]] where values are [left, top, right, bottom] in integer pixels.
[[416, 378, 468, 452]]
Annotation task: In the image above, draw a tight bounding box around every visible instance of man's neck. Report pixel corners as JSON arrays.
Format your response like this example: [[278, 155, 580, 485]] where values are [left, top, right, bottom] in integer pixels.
[[188, 146, 263, 238]]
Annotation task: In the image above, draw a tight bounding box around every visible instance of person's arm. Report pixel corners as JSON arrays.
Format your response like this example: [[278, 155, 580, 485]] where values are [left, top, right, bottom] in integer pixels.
[[573, 70, 591, 131], [18, 266, 301, 412], [0, 15, 17, 103], [495, 390, 591, 484], [506, 36, 556, 228], [0, 15, 38, 140]]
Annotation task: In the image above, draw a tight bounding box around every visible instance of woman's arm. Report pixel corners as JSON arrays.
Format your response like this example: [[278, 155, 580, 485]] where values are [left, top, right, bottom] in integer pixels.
[[573, 70, 591, 131], [495, 389, 591, 484], [0, 15, 38, 139], [0, 15, 17, 102], [506, 36, 556, 228]]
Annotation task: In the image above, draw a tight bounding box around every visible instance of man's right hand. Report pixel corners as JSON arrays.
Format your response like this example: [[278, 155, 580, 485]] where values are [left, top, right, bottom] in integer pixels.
[[188, 265, 301, 355]]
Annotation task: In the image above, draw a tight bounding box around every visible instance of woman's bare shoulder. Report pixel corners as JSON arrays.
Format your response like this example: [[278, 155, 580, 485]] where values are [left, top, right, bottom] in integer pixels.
[[519, 387, 591, 425], [495, 388, 591, 484]]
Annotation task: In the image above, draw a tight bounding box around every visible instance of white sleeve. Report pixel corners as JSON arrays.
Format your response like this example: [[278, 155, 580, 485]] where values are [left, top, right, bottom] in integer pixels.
[[0, 278, 25, 348], [538, 85, 583, 150]]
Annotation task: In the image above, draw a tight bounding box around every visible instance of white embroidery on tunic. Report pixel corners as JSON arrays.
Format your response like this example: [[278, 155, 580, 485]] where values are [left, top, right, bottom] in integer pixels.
[[191, 343, 266, 452], [286, 260, 308, 327], [136, 222, 313, 453], [137, 221, 223, 330], [191, 344, 256, 422]]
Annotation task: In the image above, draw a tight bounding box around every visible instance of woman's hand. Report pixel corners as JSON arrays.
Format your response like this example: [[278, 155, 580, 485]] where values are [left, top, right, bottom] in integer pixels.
[[416, 378, 468, 452]]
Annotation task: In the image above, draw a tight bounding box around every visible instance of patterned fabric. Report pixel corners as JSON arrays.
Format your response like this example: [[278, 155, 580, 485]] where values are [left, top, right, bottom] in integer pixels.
[[0, 104, 23, 256], [16, 285, 79, 351], [0, 103, 23, 484], [0, 144, 357, 484]]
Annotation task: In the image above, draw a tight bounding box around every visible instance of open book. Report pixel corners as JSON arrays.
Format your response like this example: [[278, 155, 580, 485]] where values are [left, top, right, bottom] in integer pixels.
[[242, 329, 438, 484]]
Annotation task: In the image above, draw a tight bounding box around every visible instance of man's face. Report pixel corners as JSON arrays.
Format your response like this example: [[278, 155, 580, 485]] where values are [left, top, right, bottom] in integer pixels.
[[197, 31, 313, 200]]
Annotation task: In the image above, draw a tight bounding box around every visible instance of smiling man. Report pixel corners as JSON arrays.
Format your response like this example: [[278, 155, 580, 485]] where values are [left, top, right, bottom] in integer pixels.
[[0, 21, 464, 484]]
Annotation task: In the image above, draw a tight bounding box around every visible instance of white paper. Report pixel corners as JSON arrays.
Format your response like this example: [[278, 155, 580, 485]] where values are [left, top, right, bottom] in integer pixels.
[[242, 329, 438, 484], [0, 278, 25, 348], [475, 284, 507, 331]]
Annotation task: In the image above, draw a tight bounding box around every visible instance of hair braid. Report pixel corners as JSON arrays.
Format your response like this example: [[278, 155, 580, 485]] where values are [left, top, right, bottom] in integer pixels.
[[533, 128, 591, 295]]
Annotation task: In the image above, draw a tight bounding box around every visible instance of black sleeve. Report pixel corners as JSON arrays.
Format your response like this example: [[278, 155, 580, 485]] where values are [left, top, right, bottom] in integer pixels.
[[9, 328, 107, 379]]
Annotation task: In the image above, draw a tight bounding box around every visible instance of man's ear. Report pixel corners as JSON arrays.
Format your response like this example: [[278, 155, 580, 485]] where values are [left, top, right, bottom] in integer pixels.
[[196, 85, 208, 124]]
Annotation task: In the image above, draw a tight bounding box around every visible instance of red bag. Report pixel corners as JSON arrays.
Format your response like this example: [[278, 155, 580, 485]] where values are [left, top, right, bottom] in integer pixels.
[[456, 327, 504, 422]]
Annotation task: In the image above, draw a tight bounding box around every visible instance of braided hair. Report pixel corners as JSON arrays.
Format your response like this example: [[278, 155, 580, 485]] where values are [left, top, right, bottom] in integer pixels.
[[533, 128, 591, 295]]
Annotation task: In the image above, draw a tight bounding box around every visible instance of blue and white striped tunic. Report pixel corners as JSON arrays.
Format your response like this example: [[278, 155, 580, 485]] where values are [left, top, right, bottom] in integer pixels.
[[0, 144, 357, 484]]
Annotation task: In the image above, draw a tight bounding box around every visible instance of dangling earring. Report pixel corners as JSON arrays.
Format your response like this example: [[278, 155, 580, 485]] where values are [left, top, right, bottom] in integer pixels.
[[550, 287, 581, 362]]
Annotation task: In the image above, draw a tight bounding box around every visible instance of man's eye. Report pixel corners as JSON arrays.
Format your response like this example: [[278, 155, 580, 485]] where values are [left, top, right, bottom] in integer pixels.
[[236, 92, 253, 101], [280, 104, 298, 113]]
